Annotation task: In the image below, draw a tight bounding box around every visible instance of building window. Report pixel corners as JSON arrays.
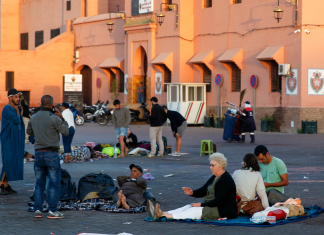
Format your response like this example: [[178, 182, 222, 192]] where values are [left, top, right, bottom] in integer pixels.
[[119, 70, 124, 93], [109, 70, 116, 93], [6, 72, 14, 91], [270, 61, 282, 92], [202, 64, 211, 92], [51, 28, 60, 39], [35, 31, 44, 47], [204, 0, 212, 8], [67, 1, 71, 11], [233, 0, 242, 4], [231, 62, 241, 92], [20, 33, 28, 50], [161, 65, 172, 92]]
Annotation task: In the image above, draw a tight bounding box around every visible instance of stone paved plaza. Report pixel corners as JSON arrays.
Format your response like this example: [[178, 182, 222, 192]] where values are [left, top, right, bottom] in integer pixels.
[[0, 123, 323, 235]]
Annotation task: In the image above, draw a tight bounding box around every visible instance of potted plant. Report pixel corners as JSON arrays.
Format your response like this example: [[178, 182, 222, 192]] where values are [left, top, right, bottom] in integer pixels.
[[261, 113, 275, 132], [302, 120, 317, 134]]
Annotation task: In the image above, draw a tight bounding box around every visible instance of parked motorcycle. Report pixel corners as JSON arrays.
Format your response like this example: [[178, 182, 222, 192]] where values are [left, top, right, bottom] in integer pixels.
[[29, 106, 41, 116], [85, 100, 111, 125], [83, 100, 101, 122], [70, 103, 85, 126]]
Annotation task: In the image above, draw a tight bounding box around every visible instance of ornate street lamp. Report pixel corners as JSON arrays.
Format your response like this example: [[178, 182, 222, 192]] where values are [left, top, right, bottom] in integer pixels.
[[158, 3, 178, 28], [106, 12, 126, 33], [274, 0, 284, 23], [157, 12, 165, 26]]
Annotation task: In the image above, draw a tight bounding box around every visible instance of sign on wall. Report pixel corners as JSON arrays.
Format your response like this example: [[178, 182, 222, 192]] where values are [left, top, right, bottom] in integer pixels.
[[286, 69, 298, 95], [155, 72, 162, 95], [308, 69, 324, 95], [64, 74, 82, 92], [63, 74, 83, 114], [139, 0, 154, 14], [125, 74, 128, 95]]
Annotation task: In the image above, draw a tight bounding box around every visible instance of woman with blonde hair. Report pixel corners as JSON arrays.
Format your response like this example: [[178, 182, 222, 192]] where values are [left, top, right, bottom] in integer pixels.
[[148, 153, 238, 220]]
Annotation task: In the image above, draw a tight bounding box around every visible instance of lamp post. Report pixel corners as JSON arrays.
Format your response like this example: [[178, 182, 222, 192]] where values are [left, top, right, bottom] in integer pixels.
[[106, 12, 126, 33], [157, 3, 178, 29], [273, 0, 284, 23]]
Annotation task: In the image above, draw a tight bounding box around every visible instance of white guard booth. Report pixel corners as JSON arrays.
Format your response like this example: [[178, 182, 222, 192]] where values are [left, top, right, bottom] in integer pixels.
[[165, 83, 207, 124]]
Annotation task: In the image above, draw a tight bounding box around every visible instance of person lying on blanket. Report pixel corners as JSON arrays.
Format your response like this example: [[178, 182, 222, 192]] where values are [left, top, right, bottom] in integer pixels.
[[148, 153, 238, 220], [116, 164, 147, 210]]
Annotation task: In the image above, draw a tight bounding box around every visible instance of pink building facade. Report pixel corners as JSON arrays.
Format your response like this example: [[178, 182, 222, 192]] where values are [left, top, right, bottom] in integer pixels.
[[1, 0, 324, 133]]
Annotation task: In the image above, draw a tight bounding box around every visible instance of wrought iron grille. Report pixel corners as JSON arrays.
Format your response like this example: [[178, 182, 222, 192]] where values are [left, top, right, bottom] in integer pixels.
[[231, 62, 241, 92], [202, 64, 211, 92], [270, 61, 282, 92]]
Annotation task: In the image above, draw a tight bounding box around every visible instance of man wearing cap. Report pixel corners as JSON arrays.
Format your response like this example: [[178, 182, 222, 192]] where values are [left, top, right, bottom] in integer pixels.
[[60, 102, 75, 163], [116, 164, 147, 209], [0, 88, 25, 195], [240, 101, 256, 143]]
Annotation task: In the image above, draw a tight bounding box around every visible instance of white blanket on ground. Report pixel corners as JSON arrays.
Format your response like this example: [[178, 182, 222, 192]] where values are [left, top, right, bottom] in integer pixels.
[[129, 148, 149, 155]]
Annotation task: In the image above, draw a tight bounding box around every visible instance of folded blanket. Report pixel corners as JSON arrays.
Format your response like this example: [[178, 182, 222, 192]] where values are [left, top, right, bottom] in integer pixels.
[[144, 205, 323, 227]]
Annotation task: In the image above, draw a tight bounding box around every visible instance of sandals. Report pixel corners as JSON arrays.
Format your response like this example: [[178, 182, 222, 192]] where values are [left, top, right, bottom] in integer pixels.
[[117, 154, 125, 158], [154, 203, 163, 220]]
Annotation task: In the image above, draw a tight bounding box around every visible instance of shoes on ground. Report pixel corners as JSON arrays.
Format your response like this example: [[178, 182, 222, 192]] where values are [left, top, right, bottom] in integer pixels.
[[156, 153, 164, 157], [147, 200, 155, 218], [47, 211, 64, 219], [35, 210, 43, 218], [0, 184, 9, 195], [5, 185, 17, 194], [145, 154, 155, 158], [171, 152, 181, 156]]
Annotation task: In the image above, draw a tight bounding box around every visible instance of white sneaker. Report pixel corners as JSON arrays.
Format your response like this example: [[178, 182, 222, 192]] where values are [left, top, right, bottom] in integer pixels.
[[168, 151, 177, 156], [171, 152, 181, 156]]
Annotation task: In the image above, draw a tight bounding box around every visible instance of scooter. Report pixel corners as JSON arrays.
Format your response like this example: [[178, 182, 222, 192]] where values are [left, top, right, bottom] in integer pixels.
[[85, 100, 110, 125], [83, 100, 102, 122], [129, 103, 150, 122], [70, 103, 85, 126]]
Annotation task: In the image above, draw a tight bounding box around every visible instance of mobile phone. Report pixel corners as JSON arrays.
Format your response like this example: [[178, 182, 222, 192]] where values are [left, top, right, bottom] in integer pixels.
[[52, 107, 56, 114]]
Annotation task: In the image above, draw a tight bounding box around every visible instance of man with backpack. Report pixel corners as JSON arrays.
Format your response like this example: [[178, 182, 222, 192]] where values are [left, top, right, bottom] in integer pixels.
[[147, 97, 166, 158]]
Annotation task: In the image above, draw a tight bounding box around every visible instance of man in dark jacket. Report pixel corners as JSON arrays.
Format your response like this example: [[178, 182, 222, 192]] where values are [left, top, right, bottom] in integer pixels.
[[147, 97, 166, 158], [162, 106, 187, 156], [116, 164, 147, 209], [240, 101, 256, 143]]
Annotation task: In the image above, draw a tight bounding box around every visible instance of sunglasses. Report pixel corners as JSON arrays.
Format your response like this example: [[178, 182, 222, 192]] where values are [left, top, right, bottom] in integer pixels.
[[209, 164, 219, 168]]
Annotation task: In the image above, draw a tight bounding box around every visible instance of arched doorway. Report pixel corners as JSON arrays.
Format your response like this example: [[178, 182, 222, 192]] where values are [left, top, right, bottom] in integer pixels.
[[80, 65, 92, 105], [133, 46, 148, 103]]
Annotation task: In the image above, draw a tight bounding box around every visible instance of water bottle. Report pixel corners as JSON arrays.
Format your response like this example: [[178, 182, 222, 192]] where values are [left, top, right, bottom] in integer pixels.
[[113, 145, 118, 158]]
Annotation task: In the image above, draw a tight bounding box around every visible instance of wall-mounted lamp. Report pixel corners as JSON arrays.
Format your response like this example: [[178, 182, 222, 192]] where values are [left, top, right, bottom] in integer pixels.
[[273, 0, 284, 24], [106, 12, 126, 33], [157, 3, 179, 29]]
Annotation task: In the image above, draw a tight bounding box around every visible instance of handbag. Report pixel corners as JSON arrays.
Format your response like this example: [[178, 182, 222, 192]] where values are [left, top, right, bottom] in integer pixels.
[[242, 200, 264, 216]]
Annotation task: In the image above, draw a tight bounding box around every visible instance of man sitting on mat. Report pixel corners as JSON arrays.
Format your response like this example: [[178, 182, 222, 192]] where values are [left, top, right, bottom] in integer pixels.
[[254, 145, 290, 206], [116, 164, 147, 209]]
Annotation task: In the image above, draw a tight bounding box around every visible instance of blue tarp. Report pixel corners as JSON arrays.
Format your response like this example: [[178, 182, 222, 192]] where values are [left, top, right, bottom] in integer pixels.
[[144, 205, 323, 227]]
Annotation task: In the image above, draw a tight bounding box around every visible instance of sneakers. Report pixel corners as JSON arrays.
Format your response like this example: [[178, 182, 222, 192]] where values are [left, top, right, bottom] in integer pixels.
[[145, 154, 155, 158], [0, 184, 9, 195], [35, 210, 43, 218], [5, 185, 17, 194], [47, 211, 64, 219], [171, 152, 181, 156], [156, 153, 164, 157]]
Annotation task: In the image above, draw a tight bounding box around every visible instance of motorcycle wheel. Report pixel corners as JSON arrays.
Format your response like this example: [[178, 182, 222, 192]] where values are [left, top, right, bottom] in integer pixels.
[[75, 116, 85, 126], [97, 115, 108, 125], [84, 113, 94, 122]]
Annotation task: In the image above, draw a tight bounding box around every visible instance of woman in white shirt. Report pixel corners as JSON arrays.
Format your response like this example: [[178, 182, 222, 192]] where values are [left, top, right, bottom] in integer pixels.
[[60, 102, 75, 162], [232, 153, 269, 212]]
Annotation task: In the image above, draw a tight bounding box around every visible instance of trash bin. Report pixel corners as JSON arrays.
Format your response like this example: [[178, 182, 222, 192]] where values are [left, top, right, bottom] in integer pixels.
[[223, 113, 240, 143]]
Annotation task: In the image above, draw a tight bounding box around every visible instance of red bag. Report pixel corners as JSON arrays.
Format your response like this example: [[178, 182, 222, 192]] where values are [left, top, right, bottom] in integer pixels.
[[268, 209, 287, 220], [137, 142, 151, 150]]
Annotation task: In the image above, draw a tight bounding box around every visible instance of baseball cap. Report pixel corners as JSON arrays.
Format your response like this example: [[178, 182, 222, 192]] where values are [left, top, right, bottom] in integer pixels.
[[129, 164, 143, 173], [8, 88, 22, 97], [60, 102, 70, 109]]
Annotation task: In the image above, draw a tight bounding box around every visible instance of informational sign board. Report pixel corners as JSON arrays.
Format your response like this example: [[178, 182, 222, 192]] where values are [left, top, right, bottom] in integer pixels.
[[63, 74, 83, 114], [250, 75, 258, 89], [215, 74, 223, 87], [139, 0, 154, 14]]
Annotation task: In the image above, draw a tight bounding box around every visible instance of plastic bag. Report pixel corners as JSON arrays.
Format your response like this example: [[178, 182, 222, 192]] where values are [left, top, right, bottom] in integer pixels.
[[142, 173, 154, 180], [58, 169, 78, 201], [102, 147, 120, 157], [85, 142, 96, 148], [77, 173, 117, 201]]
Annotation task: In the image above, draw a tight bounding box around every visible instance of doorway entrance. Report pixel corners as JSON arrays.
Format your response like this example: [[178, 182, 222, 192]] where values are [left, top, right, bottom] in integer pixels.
[[133, 46, 148, 103], [80, 65, 92, 105]]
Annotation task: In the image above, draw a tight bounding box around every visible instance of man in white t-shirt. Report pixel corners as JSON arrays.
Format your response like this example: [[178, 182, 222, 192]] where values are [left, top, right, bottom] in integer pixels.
[[60, 102, 75, 163]]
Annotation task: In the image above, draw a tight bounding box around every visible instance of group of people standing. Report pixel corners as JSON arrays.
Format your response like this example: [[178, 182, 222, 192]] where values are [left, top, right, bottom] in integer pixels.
[[112, 96, 188, 158]]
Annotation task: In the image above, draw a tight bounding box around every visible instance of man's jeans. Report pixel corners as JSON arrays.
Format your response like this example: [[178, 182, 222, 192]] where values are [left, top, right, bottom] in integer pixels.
[[34, 151, 61, 212], [266, 189, 290, 206], [150, 126, 163, 155]]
